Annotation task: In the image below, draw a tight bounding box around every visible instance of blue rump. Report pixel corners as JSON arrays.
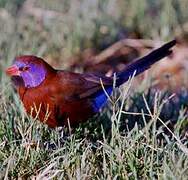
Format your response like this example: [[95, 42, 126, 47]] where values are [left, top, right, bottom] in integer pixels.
[[92, 87, 112, 112]]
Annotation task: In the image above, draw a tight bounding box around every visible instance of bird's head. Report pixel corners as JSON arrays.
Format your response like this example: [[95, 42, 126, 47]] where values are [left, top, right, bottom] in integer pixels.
[[6, 55, 55, 88]]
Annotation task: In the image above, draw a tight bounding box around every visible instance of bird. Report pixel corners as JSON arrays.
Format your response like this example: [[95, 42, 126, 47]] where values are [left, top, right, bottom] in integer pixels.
[[6, 40, 176, 128]]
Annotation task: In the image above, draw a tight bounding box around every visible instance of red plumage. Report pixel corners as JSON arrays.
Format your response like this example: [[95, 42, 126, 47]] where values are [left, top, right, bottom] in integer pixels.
[[6, 40, 176, 128], [18, 70, 112, 128]]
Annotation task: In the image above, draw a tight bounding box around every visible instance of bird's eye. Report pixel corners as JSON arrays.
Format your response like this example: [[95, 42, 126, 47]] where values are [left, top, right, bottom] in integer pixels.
[[19, 66, 29, 71]]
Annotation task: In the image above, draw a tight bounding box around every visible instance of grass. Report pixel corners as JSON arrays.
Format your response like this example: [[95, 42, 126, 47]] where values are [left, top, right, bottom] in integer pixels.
[[1, 83, 188, 179], [0, 0, 188, 179]]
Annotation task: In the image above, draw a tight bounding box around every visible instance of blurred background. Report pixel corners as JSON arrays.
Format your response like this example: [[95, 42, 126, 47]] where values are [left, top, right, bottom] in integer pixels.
[[0, 0, 188, 128], [1, 0, 188, 127], [0, 1, 188, 178], [1, 0, 188, 120], [0, 0, 188, 91]]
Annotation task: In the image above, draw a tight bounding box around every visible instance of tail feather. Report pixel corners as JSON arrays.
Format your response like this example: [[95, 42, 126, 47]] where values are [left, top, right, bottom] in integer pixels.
[[116, 40, 176, 86]]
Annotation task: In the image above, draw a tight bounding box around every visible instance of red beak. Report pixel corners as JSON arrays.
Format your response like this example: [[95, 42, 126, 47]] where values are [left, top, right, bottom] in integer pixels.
[[6, 65, 20, 76]]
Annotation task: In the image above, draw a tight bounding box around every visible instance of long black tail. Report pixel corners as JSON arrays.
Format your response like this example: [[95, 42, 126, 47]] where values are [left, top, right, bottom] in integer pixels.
[[116, 40, 176, 86]]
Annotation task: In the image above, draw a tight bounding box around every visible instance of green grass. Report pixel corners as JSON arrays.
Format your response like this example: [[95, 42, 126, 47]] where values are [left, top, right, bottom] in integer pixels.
[[0, 0, 188, 179], [0, 83, 188, 179]]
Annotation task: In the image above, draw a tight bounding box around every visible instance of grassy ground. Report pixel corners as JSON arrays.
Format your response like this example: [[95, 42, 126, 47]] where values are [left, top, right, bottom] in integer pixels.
[[0, 0, 188, 179]]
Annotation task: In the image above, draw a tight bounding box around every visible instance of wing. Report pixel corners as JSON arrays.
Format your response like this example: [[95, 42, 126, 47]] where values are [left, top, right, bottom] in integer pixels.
[[49, 40, 176, 112], [80, 73, 113, 111], [49, 71, 113, 106], [47, 71, 113, 114]]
